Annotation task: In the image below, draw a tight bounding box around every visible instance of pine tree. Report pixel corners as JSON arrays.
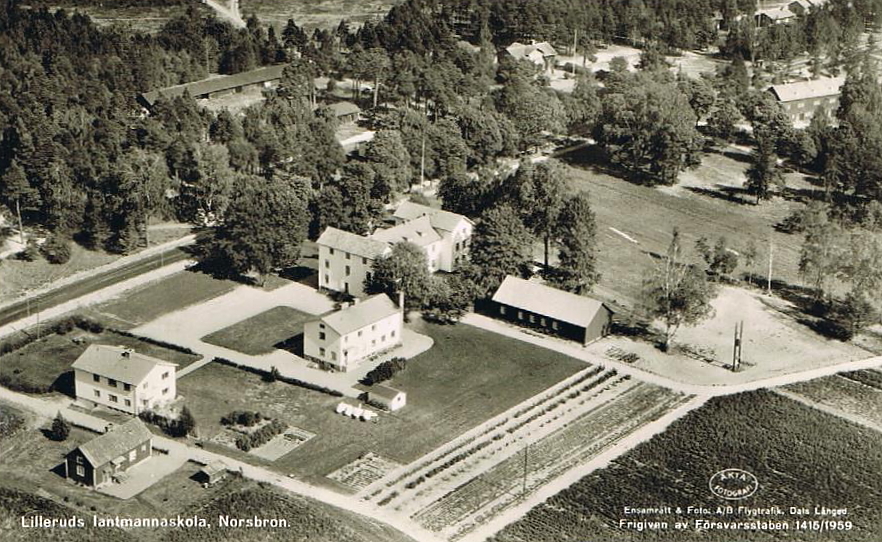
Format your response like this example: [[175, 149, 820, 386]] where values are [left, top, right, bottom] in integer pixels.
[[50, 412, 70, 441]]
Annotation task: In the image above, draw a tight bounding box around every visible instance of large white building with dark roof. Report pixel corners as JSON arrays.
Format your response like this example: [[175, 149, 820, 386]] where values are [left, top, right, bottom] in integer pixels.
[[72, 345, 177, 415], [316, 202, 474, 297], [303, 294, 403, 371]]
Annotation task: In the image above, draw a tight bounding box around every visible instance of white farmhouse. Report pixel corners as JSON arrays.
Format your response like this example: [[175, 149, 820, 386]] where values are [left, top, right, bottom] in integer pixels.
[[316, 203, 474, 297], [72, 345, 177, 415], [303, 294, 403, 372], [317, 227, 392, 297], [391, 201, 474, 271]]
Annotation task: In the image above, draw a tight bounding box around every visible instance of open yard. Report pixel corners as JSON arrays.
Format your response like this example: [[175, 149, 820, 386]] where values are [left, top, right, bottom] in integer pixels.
[[90, 270, 239, 329], [494, 390, 882, 542], [0, 327, 201, 395], [202, 306, 315, 355], [178, 321, 585, 488]]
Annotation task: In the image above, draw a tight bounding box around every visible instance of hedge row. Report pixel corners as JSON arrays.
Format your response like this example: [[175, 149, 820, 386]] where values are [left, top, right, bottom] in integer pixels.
[[212, 357, 344, 397], [236, 419, 286, 452], [107, 329, 198, 356], [0, 315, 104, 355], [221, 410, 263, 427], [362, 357, 407, 386]]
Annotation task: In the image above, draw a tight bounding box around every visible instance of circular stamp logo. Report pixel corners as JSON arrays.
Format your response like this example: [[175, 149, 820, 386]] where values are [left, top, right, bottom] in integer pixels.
[[709, 469, 759, 500]]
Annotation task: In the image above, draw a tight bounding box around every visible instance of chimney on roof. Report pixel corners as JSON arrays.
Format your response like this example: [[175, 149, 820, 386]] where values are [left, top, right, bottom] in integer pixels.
[[121, 349, 132, 358], [397, 290, 405, 311]]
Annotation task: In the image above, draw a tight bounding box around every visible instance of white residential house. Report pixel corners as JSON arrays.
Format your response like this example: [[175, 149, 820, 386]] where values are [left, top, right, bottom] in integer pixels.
[[317, 227, 392, 297], [392, 201, 474, 271], [303, 294, 403, 372], [317, 203, 474, 297], [370, 215, 445, 272], [72, 345, 177, 415], [368, 385, 407, 411]]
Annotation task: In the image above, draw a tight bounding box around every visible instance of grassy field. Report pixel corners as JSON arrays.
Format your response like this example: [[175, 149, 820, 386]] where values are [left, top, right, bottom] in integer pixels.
[[560, 146, 808, 311], [0, 403, 25, 440], [202, 306, 315, 355], [179, 321, 585, 487], [493, 390, 882, 542], [90, 270, 239, 329], [0, 327, 201, 394]]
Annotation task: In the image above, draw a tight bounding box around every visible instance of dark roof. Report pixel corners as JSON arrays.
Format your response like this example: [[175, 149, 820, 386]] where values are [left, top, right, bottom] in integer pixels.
[[76, 418, 152, 468], [492, 276, 611, 328], [200, 460, 227, 477], [141, 64, 286, 107], [72, 344, 176, 385]]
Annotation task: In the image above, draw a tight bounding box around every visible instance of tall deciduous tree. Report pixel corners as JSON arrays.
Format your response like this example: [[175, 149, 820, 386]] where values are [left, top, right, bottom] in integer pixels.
[[468, 205, 535, 296], [549, 192, 600, 294], [365, 242, 433, 313], [197, 175, 309, 284], [745, 136, 784, 204], [642, 229, 716, 351], [362, 129, 412, 200], [0, 159, 39, 243]]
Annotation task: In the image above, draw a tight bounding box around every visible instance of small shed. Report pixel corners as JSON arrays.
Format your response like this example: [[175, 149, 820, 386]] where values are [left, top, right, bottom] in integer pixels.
[[368, 385, 407, 412], [197, 461, 227, 486], [328, 101, 361, 123]]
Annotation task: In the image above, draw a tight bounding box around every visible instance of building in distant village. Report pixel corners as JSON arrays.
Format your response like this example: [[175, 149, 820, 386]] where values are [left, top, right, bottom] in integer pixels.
[[489, 276, 613, 344], [72, 345, 177, 415], [303, 294, 403, 371], [501, 41, 558, 74], [768, 76, 845, 126], [317, 203, 474, 297], [327, 101, 361, 124], [138, 65, 287, 109], [65, 418, 153, 488]]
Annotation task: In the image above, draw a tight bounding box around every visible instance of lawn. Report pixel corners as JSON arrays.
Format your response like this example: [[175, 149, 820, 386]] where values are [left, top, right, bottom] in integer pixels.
[[93, 270, 239, 329], [0, 327, 201, 395], [495, 390, 882, 542], [783, 374, 882, 427], [201, 306, 315, 355], [559, 145, 808, 311], [178, 321, 585, 487]]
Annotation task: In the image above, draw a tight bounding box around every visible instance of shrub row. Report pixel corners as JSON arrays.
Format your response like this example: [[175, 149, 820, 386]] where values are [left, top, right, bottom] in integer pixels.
[[0, 315, 104, 355], [221, 410, 263, 427], [361, 357, 407, 386], [107, 329, 198, 356], [0, 372, 50, 394], [139, 408, 195, 438], [212, 357, 343, 397], [236, 419, 286, 452]]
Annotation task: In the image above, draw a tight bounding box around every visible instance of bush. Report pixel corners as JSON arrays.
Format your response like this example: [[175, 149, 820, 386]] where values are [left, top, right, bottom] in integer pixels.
[[41, 235, 72, 264], [221, 410, 263, 427], [361, 357, 407, 386], [140, 407, 195, 438], [14, 241, 40, 262], [235, 419, 286, 451], [49, 412, 70, 441], [211, 357, 344, 397], [0, 315, 104, 356]]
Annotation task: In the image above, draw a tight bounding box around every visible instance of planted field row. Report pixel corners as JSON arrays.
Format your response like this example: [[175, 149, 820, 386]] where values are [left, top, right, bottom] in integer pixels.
[[361, 364, 605, 500], [371, 369, 632, 512], [413, 384, 691, 538], [783, 374, 882, 427]]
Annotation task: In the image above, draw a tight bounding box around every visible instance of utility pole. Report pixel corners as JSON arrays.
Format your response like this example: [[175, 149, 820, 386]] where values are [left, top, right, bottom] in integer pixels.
[[732, 321, 744, 371], [419, 129, 426, 189], [572, 28, 578, 75], [522, 443, 529, 496], [766, 239, 774, 295]]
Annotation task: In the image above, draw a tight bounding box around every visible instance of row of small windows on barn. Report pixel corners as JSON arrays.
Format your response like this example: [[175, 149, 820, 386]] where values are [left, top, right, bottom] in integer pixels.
[[499, 306, 559, 330]]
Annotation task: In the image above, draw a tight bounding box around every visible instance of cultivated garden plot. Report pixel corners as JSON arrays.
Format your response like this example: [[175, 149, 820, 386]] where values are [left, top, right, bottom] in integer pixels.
[[328, 452, 403, 492], [782, 372, 882, 428], [494, 390, 882, 542]]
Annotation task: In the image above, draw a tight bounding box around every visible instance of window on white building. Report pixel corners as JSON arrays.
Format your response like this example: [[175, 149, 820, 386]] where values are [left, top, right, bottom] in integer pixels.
[[94, 390, 100, 398], [345, 265, 351, 276], [109, 394, 118, 403], [108, 379, 117, 387], [325, 260, 329, 268], [162, 388, 169, 395], [346, 252, 351, 260], [331, 352, 337, 361], [319, 332, 326, 340], [391, 330, 396, 338], [162, 372, 169, 379], [329, 248, 335, 255], [124, 383, 131, 391], [320, 347, 326, 357], [125, 399, 131, 407], [93, 374, 100, 383], [362, 257, 367, 264]]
